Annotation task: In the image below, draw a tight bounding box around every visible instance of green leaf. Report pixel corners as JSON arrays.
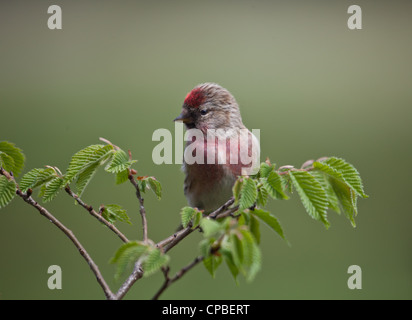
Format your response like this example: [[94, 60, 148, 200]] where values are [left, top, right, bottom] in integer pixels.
[[203, 254, 222, 278], [192, 210, 202, 229], [249, 214, 261, 244], [289, 170, 330, 228], [256, 186, 269, 207], [261, 171, 289, 200], [102, 204, 131, 225], [64, 144, 114, 185], [116, 169, 129, 185], [180, 206, 197, 228], [329, 176, 358, 227], [19, 168, 56, 193], [239, 177, 257, 211], [146, 177, 162, 200], [251, 209, 286, 241], [259, 162, 275, 178], [105, 149, 136, 174], [239, 229, 261, 282], [200, 218, 223, 238], [221, 247, 239, 284], [232, 178, 243, 205], [0, 151, 15, 172], [0, 176, 16, 209], [42, 177, 64, 202], [230, 232, 244, 267], [137, 179, 147, 192], [110, 241, 148, 280], [75, 162, 99, 197], [310, 170, 341, 214], [0, 141, 25, 177], [314, 157, 368, 198], [142, 248, 169, 277]]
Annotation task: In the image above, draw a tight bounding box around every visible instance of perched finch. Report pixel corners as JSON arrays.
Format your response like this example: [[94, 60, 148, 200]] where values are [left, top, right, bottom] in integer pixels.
[[174, 83, 260, 213]]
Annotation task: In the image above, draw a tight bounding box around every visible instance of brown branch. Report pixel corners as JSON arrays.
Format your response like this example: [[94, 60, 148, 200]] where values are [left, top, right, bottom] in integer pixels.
[[156, 225, 195, 251], [113, 259, 144, 300], [208, 197, 235, 219], [152, 256, 204, 300], [64, 186, 129, 243], [128, 173, 148, 243], [163, 226, 196, 253], [15, 188, 115, 300]]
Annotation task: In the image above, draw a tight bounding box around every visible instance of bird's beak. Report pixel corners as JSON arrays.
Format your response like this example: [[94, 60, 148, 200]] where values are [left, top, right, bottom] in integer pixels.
[[174, 110, 191, 123]]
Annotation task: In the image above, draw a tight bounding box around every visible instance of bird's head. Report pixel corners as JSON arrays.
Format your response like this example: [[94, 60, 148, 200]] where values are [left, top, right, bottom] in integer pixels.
[[174, 83, 245, 132]]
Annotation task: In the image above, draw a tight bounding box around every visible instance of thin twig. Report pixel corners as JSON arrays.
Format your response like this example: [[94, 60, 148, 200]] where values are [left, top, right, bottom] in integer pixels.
[[15, 188, 115, 300], [128, 173, 148, 243], [163, 226, 196, 253], [152, 256, 204, 300], [64, 186, 129, 243], [214, 205, 239, 220], [114, 259, 144, 300], [156, 225, 194, 250], [208, 197, 235, 219]]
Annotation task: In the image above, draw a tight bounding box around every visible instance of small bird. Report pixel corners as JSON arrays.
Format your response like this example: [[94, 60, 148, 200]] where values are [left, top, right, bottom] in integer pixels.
[[174, 83, 260, 213]]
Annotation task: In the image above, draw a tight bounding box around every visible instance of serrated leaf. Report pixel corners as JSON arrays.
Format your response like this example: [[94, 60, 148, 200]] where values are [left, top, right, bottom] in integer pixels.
[[0, 141, 25, 177], [239, 178, 257, 211], [105, 149, 136, 174], [251, 209, 285, 241], [142, 248, 169, 277], [261, 171, 289, 200], [75, 162, 99, 197], [0, 151, 15, 172], [19, 168, 56, 193], [310, 170, 341, 214], [329, 176, 358, 227], [289, 170, 330, 228], [0, 176, 16, 209], [259, 162, 275, 178], [64, 144, 114, 185], [42, 177, 64, 203], [180, 206, 197, 228], [256, 186, 269, 207], [102, 204, 131, 225], [110, 241, 148, 280], [315, 157, 368, 198]]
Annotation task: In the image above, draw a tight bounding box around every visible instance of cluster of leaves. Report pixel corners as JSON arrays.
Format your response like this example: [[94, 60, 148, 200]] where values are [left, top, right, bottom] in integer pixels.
[[1, 139, 168, 280], [178, 157, 368, 282], [1, 139, 368, 287], [0, 140, 160, 223], [0, 142, 25, 208]]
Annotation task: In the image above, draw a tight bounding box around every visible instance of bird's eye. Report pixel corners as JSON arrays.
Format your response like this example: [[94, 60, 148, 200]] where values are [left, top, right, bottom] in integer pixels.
[[200, 109, 208, 116]]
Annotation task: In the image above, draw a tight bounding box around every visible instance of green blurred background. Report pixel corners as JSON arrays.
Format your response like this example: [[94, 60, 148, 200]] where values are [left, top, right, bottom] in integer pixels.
[[1, 0, 411, 300]]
